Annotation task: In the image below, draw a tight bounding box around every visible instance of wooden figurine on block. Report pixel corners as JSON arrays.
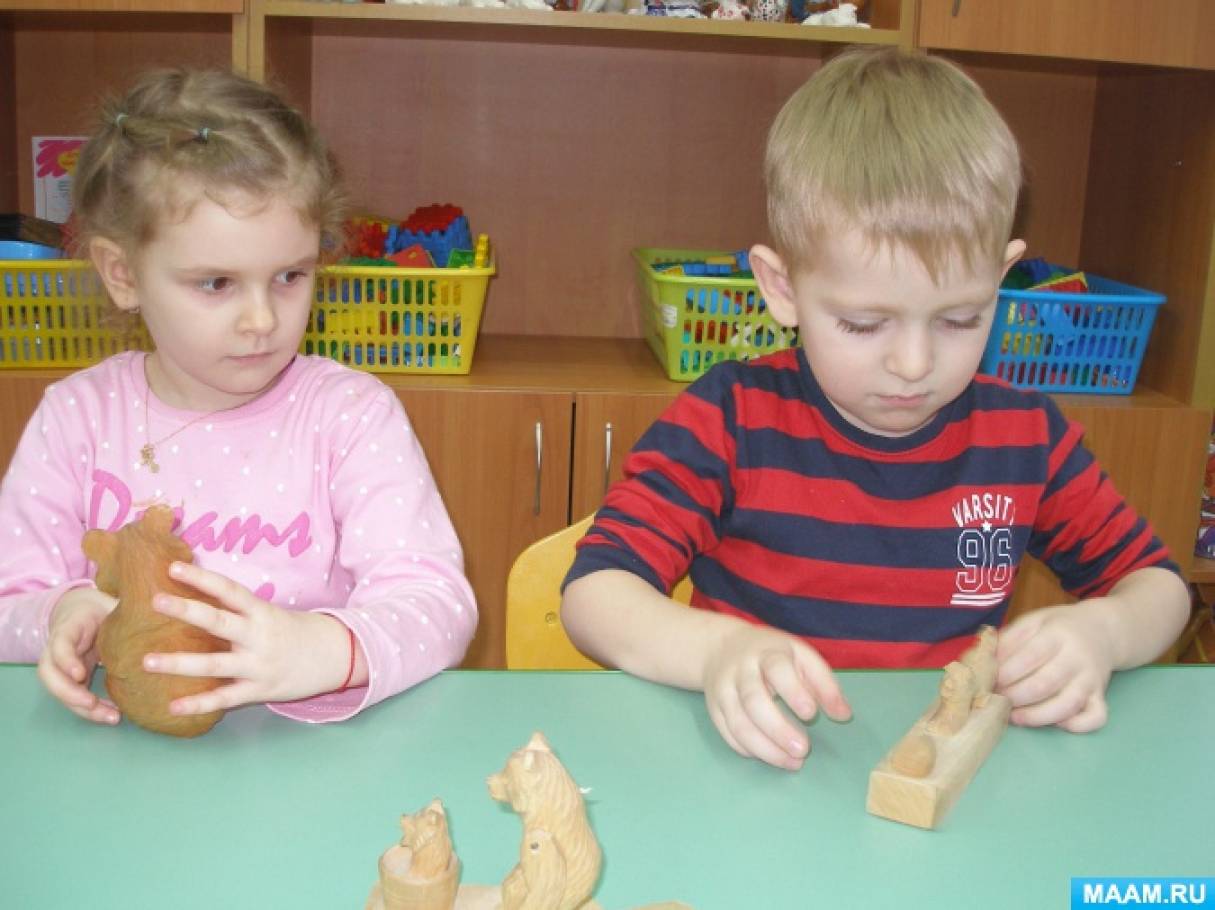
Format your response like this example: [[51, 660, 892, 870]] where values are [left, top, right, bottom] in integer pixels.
[[82, 504, 230, 737], [366, 799, 461, 910], [866, 625, 1010, 829]]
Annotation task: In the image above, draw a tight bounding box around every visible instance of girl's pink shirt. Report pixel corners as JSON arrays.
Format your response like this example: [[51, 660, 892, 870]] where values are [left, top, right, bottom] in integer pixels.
[[0, 352, 476, 722]]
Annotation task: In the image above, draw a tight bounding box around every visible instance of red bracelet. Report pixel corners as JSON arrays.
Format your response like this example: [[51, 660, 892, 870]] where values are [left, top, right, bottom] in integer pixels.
[[336, 623, 357, 692]]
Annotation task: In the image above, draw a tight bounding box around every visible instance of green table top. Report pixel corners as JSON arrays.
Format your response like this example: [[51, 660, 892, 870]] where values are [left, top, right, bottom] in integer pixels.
[[1, 665, 1212, 909]]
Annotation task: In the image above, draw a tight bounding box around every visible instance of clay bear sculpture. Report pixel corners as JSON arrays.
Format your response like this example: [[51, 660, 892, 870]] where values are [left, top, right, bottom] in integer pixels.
[[82, 504, 229, 737]]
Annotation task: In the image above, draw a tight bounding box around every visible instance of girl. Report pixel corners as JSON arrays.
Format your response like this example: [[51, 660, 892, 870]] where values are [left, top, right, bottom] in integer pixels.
[[0, 69, 477, 726]]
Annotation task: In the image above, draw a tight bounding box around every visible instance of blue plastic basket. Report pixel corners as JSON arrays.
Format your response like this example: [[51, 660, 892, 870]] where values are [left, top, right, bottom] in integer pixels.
[[981, 268, 1165, 394]]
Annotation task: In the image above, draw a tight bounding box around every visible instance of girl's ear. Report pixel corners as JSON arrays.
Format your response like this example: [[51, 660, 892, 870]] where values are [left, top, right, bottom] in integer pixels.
[[749, 244, 798, 329], [89, 237, 140, 312]]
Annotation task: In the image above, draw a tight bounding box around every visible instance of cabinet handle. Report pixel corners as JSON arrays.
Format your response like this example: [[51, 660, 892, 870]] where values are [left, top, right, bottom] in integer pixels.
[[951, 0, 961, 15], [533, 420, 543, 516], [603, 422, 614, 495]]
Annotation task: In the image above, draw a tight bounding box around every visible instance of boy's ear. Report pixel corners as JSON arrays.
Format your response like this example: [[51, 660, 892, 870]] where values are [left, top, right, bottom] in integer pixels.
[[89, 237, 141, 312], [1000, 238, 1027, 281], [749, 244, 799, 329]]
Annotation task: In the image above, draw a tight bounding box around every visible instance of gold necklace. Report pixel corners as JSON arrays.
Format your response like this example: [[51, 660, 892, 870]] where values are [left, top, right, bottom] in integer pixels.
[[140, 394, 222, 474]]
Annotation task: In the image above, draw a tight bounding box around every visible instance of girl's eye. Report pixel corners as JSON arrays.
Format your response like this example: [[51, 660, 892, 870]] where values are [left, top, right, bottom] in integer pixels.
[[839, 319, 881, 335], [197, 276, 232, 293]]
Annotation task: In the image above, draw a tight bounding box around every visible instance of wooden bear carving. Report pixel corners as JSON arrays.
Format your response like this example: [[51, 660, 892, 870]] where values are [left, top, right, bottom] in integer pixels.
[[488, 732, 602, 910], [82, 504, 229, 737]]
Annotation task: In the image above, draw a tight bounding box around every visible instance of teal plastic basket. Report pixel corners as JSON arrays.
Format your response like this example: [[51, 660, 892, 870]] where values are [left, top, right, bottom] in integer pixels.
[[982, 269, 1164, 394]]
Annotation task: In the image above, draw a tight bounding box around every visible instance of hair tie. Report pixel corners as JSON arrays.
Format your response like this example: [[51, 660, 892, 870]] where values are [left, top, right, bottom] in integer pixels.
[[113, 113, 127, 129], [196, 126, 211, 143]]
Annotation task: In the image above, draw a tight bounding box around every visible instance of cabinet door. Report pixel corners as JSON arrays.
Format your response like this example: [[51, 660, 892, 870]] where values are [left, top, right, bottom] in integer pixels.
[[918, 0, 1215, 70], [0, 374, 58, 476], [394, 387, 573, 669], [1006, 403, 1211, 645], [570, 391, 677, 521]]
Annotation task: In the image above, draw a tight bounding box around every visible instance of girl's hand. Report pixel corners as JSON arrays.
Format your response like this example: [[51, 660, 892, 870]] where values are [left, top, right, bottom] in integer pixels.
[[37, 586, 120, 725], [141, 561, 362, 716], [996, 600, 1117, 733], [702, 624, 851, 771]]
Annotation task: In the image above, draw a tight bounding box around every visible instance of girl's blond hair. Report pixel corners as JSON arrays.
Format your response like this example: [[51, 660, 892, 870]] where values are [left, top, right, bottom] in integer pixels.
[[765, 48, 1021, 281], [72, 68, 346, 265]]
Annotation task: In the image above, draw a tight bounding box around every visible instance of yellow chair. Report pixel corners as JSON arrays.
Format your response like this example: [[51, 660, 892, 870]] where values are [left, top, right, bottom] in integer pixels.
[[505, 515, 693, 670]]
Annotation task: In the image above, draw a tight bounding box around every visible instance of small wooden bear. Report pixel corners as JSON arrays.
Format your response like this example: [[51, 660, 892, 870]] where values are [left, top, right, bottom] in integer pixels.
[[82, 504, 229, 737]]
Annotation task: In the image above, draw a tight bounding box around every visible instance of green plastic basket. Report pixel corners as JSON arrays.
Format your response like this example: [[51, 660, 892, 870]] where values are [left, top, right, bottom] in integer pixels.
[[633, 247, 798, 382]]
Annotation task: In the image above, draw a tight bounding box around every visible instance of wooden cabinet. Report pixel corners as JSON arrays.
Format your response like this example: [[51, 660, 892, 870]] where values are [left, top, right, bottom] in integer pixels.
[[0, 370, 57, 469], [570, 391, 675, 520], [382, 335, 681, 667], [395, 385, 679, 668], [918, 0, 1215, 70], [1006, 395, 1212, 626], [392, 386, 573, 669]]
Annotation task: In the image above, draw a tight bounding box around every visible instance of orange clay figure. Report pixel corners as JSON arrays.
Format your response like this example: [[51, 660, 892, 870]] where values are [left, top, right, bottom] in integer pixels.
[[83, 504, 229, 737]]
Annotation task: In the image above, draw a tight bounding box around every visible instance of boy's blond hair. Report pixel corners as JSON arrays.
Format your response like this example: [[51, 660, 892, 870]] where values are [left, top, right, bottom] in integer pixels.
[[765, 48, 1021, 281], [72, 68, 346, 264]]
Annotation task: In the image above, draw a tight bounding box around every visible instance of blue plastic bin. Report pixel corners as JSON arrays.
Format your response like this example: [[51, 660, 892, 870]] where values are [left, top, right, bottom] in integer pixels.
[[981, 268, 1165, 394]]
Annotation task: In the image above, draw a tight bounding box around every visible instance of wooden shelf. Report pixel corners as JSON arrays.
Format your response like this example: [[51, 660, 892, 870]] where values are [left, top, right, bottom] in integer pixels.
[[5, 335, 1205, 404], [256, 0, 907, 47], [918, 0, 1215, 71], [1193, 556, 1215, 586], [0, 1, 243, 11], [0, 337, 683, 394]]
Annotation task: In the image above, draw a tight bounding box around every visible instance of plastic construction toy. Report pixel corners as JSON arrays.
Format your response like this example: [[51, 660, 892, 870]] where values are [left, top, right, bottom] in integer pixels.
[[347, 217, 392, 260], [388, 244, 435, 269], [1002, 256, 1069, 291], [653, 249, 751, 279], [388, 204, 472, 268]]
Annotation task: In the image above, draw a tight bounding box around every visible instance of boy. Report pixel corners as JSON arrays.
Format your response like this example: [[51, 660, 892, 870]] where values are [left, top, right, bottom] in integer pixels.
[[560, 48, 1189, 772]]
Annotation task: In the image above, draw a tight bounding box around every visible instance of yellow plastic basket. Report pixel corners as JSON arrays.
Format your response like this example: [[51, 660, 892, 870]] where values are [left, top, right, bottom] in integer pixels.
[[306, 258, 494, 374], [633, 247, 798, 382], [0, 257, 495, 374], [0, 260, 149, 367]]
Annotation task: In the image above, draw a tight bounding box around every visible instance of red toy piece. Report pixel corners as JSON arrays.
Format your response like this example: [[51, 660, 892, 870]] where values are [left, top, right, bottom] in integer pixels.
[[402, 204, 463, 234], [388, 244, 434, 268]]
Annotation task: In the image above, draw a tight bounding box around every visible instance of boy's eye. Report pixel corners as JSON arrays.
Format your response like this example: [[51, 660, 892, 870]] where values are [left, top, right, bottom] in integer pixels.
[[838, 319, 881, 335], [942, 315, 984, 330], [276, 268, 312, 286], [197, 276, 232, 293]]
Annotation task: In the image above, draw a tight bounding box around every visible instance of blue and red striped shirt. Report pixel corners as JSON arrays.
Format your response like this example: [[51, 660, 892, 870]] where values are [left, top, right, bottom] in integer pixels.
[[565, 348, 1176, 668]]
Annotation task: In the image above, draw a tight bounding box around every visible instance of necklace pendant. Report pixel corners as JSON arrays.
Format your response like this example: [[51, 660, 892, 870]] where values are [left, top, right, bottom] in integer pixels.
[[140, 443, 160, 474]]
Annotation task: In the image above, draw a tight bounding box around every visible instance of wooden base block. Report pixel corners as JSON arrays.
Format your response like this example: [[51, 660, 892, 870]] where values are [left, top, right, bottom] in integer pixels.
[[369, 883, 604, 910], [867, 694, 1011, 829]]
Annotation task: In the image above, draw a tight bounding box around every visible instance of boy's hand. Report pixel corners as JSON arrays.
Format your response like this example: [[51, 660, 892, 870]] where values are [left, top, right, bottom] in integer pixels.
[[995, 600, 1116, 733], [141, 561, 361, 716], [702, 624, 851, 771], [38, 586, 120, 725]]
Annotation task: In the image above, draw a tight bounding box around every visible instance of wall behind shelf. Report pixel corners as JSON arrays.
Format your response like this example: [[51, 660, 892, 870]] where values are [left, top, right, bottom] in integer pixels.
[[271, 29, 1103, 342], [938, 53, 1099, 268], [6, 12, 233, 215], [288, 20, 820, 339], [0, 18, 16, 211], [1081, 66, 1215, 407]]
